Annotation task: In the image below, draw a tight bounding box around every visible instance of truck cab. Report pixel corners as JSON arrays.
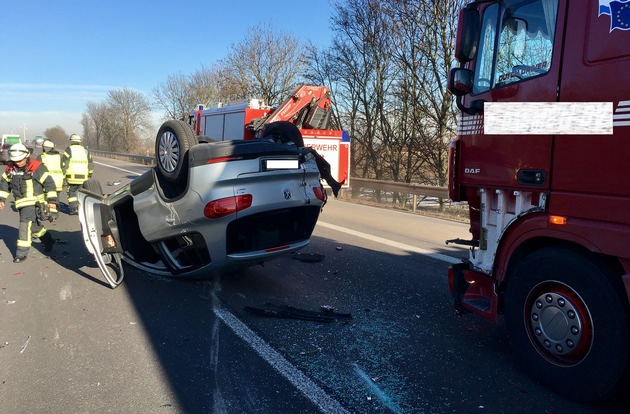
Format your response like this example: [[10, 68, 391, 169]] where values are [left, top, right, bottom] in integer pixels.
[[447, 0, 630, 402], [1, 134, 22, 164]]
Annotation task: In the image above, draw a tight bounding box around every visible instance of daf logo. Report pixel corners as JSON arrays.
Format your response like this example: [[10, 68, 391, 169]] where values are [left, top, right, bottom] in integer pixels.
[[283, 189, 292, 200], [465, 168, 481, 174]]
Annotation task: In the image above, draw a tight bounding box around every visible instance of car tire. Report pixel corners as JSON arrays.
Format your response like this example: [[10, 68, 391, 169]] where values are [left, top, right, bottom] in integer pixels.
[[505, 246, 630, 401], [155, 120, 198, 183], [82, 178, 103, 195]]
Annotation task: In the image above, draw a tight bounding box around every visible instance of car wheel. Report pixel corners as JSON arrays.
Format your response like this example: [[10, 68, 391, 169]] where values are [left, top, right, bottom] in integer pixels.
[[155, 120, 198, 183], [505, 246, 630, 401], [82, 178, 103, 195]]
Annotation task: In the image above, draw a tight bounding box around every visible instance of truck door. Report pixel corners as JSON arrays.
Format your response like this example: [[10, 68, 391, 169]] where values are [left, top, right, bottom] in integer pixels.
[[459, 0, 564, 190]]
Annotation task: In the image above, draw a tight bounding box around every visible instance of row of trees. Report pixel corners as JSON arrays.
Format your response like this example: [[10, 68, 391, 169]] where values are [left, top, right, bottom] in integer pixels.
[[73, 0, 464, 188]]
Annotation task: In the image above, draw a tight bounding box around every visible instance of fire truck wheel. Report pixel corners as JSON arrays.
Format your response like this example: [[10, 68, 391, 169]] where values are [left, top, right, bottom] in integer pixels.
[[82, 178, 103, 195], [155, 120, 198, 183], [505, 246, 630, 401]]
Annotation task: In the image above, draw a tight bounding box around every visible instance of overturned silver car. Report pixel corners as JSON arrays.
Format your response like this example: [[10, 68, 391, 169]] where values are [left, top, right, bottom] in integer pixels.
[[78, 120, 327, 288]]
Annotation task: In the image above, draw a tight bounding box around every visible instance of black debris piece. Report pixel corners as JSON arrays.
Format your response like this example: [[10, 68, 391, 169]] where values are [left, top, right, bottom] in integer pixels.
[[244, 303, 351, 323], [292, 253, 326, 263]]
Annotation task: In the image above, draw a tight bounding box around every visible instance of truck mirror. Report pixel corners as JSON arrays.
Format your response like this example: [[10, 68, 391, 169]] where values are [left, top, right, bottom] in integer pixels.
[[455, 7, 480, 63], [448, 68, 474, 96], [449, 68, 483, 115]]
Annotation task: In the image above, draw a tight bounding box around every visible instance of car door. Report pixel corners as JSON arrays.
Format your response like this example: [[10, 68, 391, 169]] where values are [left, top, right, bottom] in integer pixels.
[[77, 188, 124, 288]]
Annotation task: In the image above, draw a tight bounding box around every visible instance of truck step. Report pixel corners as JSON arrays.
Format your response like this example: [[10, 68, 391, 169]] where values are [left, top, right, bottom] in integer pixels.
[[463, 298, 491, 313]]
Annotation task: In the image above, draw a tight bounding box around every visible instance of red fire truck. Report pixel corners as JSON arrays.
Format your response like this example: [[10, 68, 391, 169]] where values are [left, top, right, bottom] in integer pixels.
[[188, 85, 349, 189], [447, 0, 630, 401]]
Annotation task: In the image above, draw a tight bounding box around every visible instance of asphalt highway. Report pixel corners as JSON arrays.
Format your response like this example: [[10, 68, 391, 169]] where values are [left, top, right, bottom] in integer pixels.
[[0, 157, 628, 413]]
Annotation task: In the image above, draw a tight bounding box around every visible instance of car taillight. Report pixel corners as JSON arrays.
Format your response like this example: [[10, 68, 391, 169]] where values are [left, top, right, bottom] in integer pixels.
[[207, 156, 243, 164], [204, 194, 253, 219], [313, 186, 325, 201]]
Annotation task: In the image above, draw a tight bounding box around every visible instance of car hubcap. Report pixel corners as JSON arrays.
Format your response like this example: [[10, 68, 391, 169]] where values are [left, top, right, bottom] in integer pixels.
[[158, 131, 179, 173], [526, 281, 593, 366]]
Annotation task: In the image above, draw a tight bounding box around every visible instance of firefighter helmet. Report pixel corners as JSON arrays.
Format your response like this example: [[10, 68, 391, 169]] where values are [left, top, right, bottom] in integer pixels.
[[42, 139, 55, 149], [69, 134, 82, 142], [9, 143, 29, 161]]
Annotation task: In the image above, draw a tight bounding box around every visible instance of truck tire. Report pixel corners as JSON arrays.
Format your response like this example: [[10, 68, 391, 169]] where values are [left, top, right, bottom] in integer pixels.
[[82, 178, 103, 195], [155, 120, 198, 183], [505, 246, 630, 401]]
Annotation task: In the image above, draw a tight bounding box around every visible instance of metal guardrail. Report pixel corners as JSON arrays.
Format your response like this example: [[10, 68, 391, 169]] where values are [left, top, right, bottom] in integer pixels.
[[90, 149, 450, 210], [91, 149, 155, 165], [350, 177, 448, 199]]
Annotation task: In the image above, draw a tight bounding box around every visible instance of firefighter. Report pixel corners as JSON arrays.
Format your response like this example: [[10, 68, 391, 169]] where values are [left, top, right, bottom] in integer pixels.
[[62, 134, 93, 215], [37, 140, 63, 219], [0, 143, 58, 263]]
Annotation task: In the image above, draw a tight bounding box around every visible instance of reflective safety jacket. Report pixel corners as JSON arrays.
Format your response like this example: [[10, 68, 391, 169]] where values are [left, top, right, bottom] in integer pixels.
[[62, 143, 94, 185], [0, 158, 58, 209], [37, 150, 64, 191]]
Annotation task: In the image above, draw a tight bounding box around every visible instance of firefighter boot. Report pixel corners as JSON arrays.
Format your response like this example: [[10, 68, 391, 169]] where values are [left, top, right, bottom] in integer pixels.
[[41, 232, 55, 252]]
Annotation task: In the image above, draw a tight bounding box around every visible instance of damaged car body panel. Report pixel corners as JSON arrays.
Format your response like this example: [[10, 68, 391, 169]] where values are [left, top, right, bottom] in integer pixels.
[[79, 120, 326, 288]]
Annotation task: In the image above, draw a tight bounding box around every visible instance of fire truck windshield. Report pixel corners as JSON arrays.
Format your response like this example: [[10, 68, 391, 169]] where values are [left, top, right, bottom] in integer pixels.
[[472, 0, 558, 94]]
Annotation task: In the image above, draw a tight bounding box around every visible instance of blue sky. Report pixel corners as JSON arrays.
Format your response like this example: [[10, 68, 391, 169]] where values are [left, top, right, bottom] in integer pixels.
[[0, 0, 335, 140]]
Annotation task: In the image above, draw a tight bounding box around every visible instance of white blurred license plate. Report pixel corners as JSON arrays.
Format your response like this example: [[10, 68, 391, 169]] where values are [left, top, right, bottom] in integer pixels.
[[264, 159, 299, 170]]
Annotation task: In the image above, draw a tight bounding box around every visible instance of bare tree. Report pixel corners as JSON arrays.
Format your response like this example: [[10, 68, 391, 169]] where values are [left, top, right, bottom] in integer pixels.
[[83, 101, 116, 151], [387, 0, 463, 188], [106, 88, 153, 153], [223, 23, 306, 106], [152, 72, 196, 121], [307, 0, 461, 203], [326, 0, 399, 189]]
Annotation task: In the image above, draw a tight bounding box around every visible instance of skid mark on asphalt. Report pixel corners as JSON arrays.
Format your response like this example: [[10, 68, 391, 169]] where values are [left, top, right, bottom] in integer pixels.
[[317, 221, 462, 264], [212, 304, 350, 414]]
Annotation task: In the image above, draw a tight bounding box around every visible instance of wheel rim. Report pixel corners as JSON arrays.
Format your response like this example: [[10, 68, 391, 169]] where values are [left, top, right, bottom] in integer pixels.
[[525, 281, 593, 366], [158, 130, 180, 173]]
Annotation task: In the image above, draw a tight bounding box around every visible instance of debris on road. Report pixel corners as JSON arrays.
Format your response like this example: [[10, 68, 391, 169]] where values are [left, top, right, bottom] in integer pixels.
[[244, 303, 351, 323], [292, 253, 326, 263], [299, 346, 322, 356], [19, 336, 31, 354]]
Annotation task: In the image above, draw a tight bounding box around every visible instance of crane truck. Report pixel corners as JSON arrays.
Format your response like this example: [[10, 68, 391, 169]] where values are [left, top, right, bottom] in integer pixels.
[[447, 0, 630, 402], [187, 85, 349, 190]]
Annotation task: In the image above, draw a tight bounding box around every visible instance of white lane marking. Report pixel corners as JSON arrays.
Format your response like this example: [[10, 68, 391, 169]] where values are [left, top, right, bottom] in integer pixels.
[[94, 161, 142, 176], [213, 306, 350, 414], [317, 221, 463, 264]]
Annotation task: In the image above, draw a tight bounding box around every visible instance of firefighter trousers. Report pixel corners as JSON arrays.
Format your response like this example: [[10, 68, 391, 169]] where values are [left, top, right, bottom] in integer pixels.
[[16, 205, 53, 257], [66, 183, 82, 210]]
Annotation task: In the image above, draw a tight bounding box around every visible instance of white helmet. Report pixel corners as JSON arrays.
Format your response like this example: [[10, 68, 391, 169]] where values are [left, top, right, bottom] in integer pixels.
[[42, 139, 55, 149], [9, 143, 29, 162], [69, 134, 82, 142]]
